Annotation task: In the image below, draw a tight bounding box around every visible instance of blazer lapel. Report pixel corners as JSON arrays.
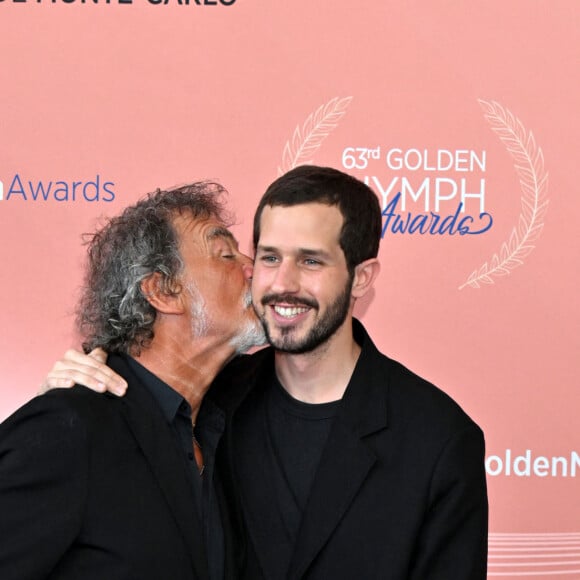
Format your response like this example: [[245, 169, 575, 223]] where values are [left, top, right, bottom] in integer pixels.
[[235, 388, 296, 579], [112, 356, 210, 580], [288, 324, 390, 579], [220, 350, 294, 579], [287, 418, 376, 580]]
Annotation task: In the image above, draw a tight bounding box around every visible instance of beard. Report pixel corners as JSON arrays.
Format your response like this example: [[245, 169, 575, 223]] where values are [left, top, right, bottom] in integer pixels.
[[258, 277, 352, 355], [186, 282, 209, 338], [187, 284, 266, 353], [229, 290, 267, 354]]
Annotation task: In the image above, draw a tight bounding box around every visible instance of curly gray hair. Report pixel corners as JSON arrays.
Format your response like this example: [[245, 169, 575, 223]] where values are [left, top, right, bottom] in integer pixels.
[[77, 182, 230, 355]]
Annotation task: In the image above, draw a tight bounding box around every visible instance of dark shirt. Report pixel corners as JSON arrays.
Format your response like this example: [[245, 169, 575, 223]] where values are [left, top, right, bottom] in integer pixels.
[[236, 373, 340, 580], [267, 376, 340, 511], [126, 356, 226, 580]]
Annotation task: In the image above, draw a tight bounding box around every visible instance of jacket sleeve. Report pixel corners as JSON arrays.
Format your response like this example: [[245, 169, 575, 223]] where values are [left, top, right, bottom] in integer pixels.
[[0, 393, 88, 579], [409, 423, 488, 580]]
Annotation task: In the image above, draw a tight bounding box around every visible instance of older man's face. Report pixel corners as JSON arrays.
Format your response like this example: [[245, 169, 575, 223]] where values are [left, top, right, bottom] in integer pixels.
[[173, 213, 265, 354]]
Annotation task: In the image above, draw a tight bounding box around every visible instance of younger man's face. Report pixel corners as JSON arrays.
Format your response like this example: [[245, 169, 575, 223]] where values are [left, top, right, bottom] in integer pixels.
[[251, 203, 353, 354]]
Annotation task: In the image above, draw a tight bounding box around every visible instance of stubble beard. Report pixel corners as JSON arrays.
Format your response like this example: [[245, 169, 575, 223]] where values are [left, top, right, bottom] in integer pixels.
[[259, 277, 353, 355]]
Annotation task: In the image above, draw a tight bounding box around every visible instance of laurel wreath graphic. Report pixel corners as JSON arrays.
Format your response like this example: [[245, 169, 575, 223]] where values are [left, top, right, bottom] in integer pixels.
[[459, 100, 549, 289], [277, 96, 353, 175], [278, 98, 548, 290]]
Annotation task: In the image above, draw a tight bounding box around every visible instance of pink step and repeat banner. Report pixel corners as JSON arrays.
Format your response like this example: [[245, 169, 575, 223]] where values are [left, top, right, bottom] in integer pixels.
[[1, 1, 578, 577]]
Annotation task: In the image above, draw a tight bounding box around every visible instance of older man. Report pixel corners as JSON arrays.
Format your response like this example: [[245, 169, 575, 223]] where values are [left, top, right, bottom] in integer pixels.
[[42, 166, 488, 579], [0, 183, 264, 580]]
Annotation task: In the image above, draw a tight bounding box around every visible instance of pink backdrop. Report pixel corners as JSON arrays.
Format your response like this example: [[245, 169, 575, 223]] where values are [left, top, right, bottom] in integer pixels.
[[1, 2, 578, 577]]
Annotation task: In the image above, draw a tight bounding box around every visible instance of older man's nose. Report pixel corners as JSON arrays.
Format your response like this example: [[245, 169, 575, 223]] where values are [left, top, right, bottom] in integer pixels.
[[240, 254, 254, 280]]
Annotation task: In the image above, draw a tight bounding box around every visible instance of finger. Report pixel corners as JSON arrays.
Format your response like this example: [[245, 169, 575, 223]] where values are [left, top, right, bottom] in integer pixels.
[[88, 347, 108, 364], [45, 362, 126, 397], [53, 350, 127, 396], [61, 348, 106, 368], [38, 377, 75, 395], [46, 368, 124, 395]]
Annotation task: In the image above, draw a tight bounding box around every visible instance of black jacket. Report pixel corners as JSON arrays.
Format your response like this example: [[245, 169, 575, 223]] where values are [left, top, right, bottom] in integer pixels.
[[214, 320, 488, 580], [0, 354, 238, 580]]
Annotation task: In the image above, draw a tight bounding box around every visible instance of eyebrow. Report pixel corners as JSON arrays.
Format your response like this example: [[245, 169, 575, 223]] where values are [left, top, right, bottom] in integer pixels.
[[257, 244, 333, 261], [206, 226, 237, 244]]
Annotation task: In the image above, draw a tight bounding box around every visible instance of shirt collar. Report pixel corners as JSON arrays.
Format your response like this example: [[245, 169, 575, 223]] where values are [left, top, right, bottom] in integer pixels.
[[125, 355, 186, 424]]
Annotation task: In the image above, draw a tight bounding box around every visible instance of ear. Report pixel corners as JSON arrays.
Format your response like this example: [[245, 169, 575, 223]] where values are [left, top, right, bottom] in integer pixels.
[[351, 258, 380, 299], [140, 273, 184, 315]]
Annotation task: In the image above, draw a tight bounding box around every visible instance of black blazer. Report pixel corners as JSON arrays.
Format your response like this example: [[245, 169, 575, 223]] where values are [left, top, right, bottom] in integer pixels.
[[0, 354, 237, 580], [215, 320, 488, 580]]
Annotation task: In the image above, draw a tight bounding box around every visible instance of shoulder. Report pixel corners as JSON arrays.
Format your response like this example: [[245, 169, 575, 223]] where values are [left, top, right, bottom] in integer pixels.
[[352, 349, 486, 491], [0, 386, 120, 443], [385, 355, 484, 444], [355, 325, 482, 440], [225, 347, 274, 373], [207, 347, 275, 409], [0, 356, 138, 447], [0, 388, 111, 473]]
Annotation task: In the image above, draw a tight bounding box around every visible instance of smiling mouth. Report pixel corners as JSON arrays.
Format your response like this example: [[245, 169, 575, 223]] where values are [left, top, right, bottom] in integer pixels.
[[273, 305, 310, 318], [262, 294, 317, 320]]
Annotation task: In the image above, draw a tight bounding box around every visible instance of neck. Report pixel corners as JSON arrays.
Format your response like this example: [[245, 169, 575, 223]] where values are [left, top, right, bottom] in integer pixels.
[[134, 325, 236, 422], [274, 318, 360, 404]]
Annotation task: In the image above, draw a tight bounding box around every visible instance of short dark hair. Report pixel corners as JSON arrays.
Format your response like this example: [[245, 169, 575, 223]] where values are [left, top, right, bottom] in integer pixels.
[[253, 165, 381, 273], [77, 182, 229, 355]]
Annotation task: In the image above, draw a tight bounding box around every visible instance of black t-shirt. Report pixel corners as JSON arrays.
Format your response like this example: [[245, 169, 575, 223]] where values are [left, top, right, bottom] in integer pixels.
[[267, 376, 340, 512], [236, 375, 341, 580]]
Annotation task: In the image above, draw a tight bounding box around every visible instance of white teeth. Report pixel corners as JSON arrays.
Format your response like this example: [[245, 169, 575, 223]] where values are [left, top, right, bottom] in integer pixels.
[[273, 306, 308, 318]]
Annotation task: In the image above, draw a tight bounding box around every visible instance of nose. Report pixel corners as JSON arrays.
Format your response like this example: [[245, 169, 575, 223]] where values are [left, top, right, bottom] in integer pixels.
[[240, 253, 254, 281], [270, 260, 299, 294]]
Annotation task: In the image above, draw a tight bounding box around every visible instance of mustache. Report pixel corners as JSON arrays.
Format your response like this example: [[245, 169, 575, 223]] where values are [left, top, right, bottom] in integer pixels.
[[260, 293, 318, 309], [243, 289, 253, 308]]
